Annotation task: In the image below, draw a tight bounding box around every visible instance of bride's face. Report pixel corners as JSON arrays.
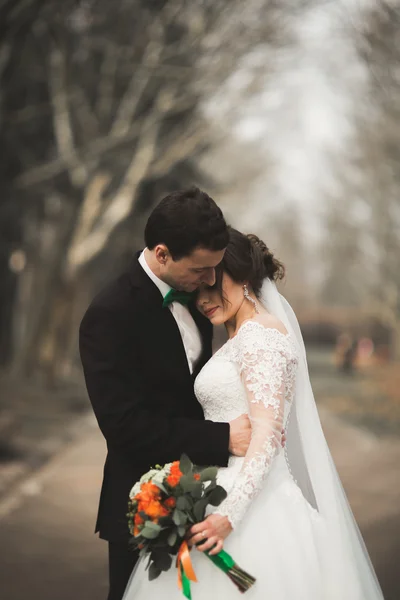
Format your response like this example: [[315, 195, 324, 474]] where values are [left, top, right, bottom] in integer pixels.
[[196, 272, 245, 325]]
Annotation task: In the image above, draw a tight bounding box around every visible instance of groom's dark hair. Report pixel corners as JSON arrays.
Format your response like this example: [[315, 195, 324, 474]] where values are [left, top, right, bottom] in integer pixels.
[[145, 187, 229, 260]]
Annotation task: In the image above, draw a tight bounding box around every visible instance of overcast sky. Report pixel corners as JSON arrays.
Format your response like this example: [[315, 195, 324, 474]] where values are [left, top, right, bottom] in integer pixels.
[[204, 0, 375, 242]]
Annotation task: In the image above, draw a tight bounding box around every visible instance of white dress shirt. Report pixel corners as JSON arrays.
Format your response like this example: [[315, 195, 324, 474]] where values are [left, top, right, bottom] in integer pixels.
[[138, 249, 202, 374]]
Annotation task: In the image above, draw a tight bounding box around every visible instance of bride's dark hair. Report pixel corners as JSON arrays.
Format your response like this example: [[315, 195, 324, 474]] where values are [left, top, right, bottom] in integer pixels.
[[215, 227, 285, 300]]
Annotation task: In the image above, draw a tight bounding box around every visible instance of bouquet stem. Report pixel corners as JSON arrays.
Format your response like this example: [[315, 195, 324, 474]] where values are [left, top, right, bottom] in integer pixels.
[[206, 549, 256, 593]]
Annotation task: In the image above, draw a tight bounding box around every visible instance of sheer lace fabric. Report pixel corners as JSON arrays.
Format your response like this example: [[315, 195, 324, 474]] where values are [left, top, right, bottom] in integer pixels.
[[195, 320, 298, 529]]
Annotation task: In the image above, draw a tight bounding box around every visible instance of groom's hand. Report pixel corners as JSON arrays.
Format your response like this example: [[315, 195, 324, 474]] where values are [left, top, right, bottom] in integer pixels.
[[229, 415, 286, 457], [228, 414, 251, 456]]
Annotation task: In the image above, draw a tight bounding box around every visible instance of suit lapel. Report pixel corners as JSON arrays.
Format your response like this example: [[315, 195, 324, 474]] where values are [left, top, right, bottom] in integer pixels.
[[189, 302, 212, 380], [129, 253, 192, 385]]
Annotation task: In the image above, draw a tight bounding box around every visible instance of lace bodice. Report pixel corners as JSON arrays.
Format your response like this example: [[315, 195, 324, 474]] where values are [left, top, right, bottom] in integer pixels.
[[194, 319, 299, 529]]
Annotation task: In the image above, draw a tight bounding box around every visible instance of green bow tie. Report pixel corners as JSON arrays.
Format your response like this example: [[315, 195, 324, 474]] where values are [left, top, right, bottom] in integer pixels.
[[162, 289, 196, 308]]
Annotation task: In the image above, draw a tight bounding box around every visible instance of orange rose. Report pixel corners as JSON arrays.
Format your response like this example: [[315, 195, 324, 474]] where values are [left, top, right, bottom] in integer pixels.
[[138, 499, 151, 513], [135, 482, 161, 509], [170, 461, 182, 475], [167, 462, 183, 487], [139, 482, 160, 499], [146, 499, 169, 519], [164, 497, 176, 509], [194, 473, 200, 481], [166, 473, 182, 487]]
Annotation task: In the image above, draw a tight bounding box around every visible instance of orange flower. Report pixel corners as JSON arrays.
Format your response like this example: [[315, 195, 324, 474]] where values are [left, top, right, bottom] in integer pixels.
[[167, 462, 183, 487], [145, 499, 169, 519], [194, 473, 200, 481], [170, 461, 182, 475], [133, 512, 144, 536], [134, 513, 144, 525], [164, 497, 176, 509], [135, 482, 161, 509], [137, 482, 160, 500], [167, 473, 181, 487]]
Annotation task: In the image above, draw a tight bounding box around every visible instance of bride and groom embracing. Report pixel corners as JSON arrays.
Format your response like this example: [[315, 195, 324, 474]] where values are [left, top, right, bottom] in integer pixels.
[[79, 187, 384, 600]]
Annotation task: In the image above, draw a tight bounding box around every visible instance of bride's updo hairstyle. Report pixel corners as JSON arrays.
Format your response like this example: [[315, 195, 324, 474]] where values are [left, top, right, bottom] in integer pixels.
[[215, 227, 285, 301]]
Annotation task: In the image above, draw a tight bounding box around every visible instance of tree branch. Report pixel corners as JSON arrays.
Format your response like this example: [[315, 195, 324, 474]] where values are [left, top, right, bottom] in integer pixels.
[[150, 122, 206, 178], [64, 172, 111, 276], [109, 19, 166, 138], [71, 85, 100, 141], [95, 42, 119, 120], [64, 88, 176, 277], [48, 43, 88, 188], [14, 121, 143, 188]]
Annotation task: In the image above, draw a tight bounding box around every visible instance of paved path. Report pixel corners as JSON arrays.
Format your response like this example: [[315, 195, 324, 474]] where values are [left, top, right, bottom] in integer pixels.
[[321, 412, 400, 600], [0, 417, 108, 600], [0, 410, 399, 600]]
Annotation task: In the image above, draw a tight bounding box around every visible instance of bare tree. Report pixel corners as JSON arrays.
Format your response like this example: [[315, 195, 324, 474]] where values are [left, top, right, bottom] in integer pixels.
[[1, 0, 279, 380], [350, 0, 400, 358]]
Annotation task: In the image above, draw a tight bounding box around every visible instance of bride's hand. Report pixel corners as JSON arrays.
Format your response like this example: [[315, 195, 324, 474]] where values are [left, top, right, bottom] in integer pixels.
[[188, 514, 232, 556]]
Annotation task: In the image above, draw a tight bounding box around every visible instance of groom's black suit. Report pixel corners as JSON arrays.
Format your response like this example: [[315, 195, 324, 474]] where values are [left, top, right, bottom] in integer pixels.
[[79, 253, 230, 599]]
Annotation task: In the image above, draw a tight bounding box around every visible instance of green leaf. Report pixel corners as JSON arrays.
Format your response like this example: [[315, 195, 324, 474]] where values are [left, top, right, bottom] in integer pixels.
[[176, 495, 193, 511], [172, 509, 188, 526], [154, 552, 173, 571], [180, 476, 197, 493], [153, 481, 168, 494], [177, 525, 186, 537], [207, 485, 227, 506], [149, 563, 162, 581], [145, 521, 162, 532], [141, 523, 161, 539], [191, 482, 203, 500], [193, 499, 207, 522], [200, 466, 218, 482], [141, 529, 160, 539], [179, 454, 193, 475], [168, 531, 177, 546], [206, 479, 217, 491]]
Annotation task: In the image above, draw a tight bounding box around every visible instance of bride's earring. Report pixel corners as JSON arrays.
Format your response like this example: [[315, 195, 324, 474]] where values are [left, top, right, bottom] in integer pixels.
[[243, 284, 260, 314]]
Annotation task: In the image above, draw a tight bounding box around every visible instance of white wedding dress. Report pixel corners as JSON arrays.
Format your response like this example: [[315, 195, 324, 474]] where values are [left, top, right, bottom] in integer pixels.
[[123, 313, 384, 599]]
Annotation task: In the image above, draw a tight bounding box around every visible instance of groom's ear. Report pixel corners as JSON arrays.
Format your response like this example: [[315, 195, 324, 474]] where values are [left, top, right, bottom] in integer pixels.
[[154, 244, 170, 265]]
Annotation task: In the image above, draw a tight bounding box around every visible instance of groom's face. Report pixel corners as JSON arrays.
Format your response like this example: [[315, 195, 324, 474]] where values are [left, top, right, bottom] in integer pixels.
[[160, 246, 226, 292]]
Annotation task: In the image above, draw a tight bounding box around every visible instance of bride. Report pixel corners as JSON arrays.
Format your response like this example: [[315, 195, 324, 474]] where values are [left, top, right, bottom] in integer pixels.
[[123, 228, 385, 599]]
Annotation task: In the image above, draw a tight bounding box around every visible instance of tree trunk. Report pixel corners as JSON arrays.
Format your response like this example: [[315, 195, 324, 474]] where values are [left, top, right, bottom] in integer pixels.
[[10, 201, 77, 378]]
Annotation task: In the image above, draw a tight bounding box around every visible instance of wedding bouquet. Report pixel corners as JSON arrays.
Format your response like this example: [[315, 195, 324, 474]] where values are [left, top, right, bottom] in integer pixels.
[[127, 454, 256, 598]]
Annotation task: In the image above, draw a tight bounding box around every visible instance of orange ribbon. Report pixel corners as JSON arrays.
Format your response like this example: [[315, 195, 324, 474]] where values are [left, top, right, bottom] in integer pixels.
[[176, 540, 198, 593]]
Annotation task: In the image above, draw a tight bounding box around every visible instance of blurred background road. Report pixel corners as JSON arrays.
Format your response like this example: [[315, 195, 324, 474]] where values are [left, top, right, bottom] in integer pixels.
[[1, 1, 400, 598]]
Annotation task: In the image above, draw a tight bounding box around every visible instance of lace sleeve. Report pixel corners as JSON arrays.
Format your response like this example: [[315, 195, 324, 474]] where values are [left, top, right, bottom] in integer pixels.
[[215, 323, 288, 529]]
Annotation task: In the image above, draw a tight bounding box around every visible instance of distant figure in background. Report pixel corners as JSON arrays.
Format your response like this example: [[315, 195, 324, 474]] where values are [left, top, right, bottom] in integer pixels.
[[335, 332, 358, 374], [342, 338, 358, 375]]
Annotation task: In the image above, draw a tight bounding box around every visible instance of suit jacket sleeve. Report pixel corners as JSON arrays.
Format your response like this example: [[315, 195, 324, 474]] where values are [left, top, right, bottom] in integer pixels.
[[79, 304, 230, 468]]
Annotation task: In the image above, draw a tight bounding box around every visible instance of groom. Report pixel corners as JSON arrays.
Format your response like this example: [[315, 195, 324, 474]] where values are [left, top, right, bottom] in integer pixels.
[[79, 188, 253, 600]]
